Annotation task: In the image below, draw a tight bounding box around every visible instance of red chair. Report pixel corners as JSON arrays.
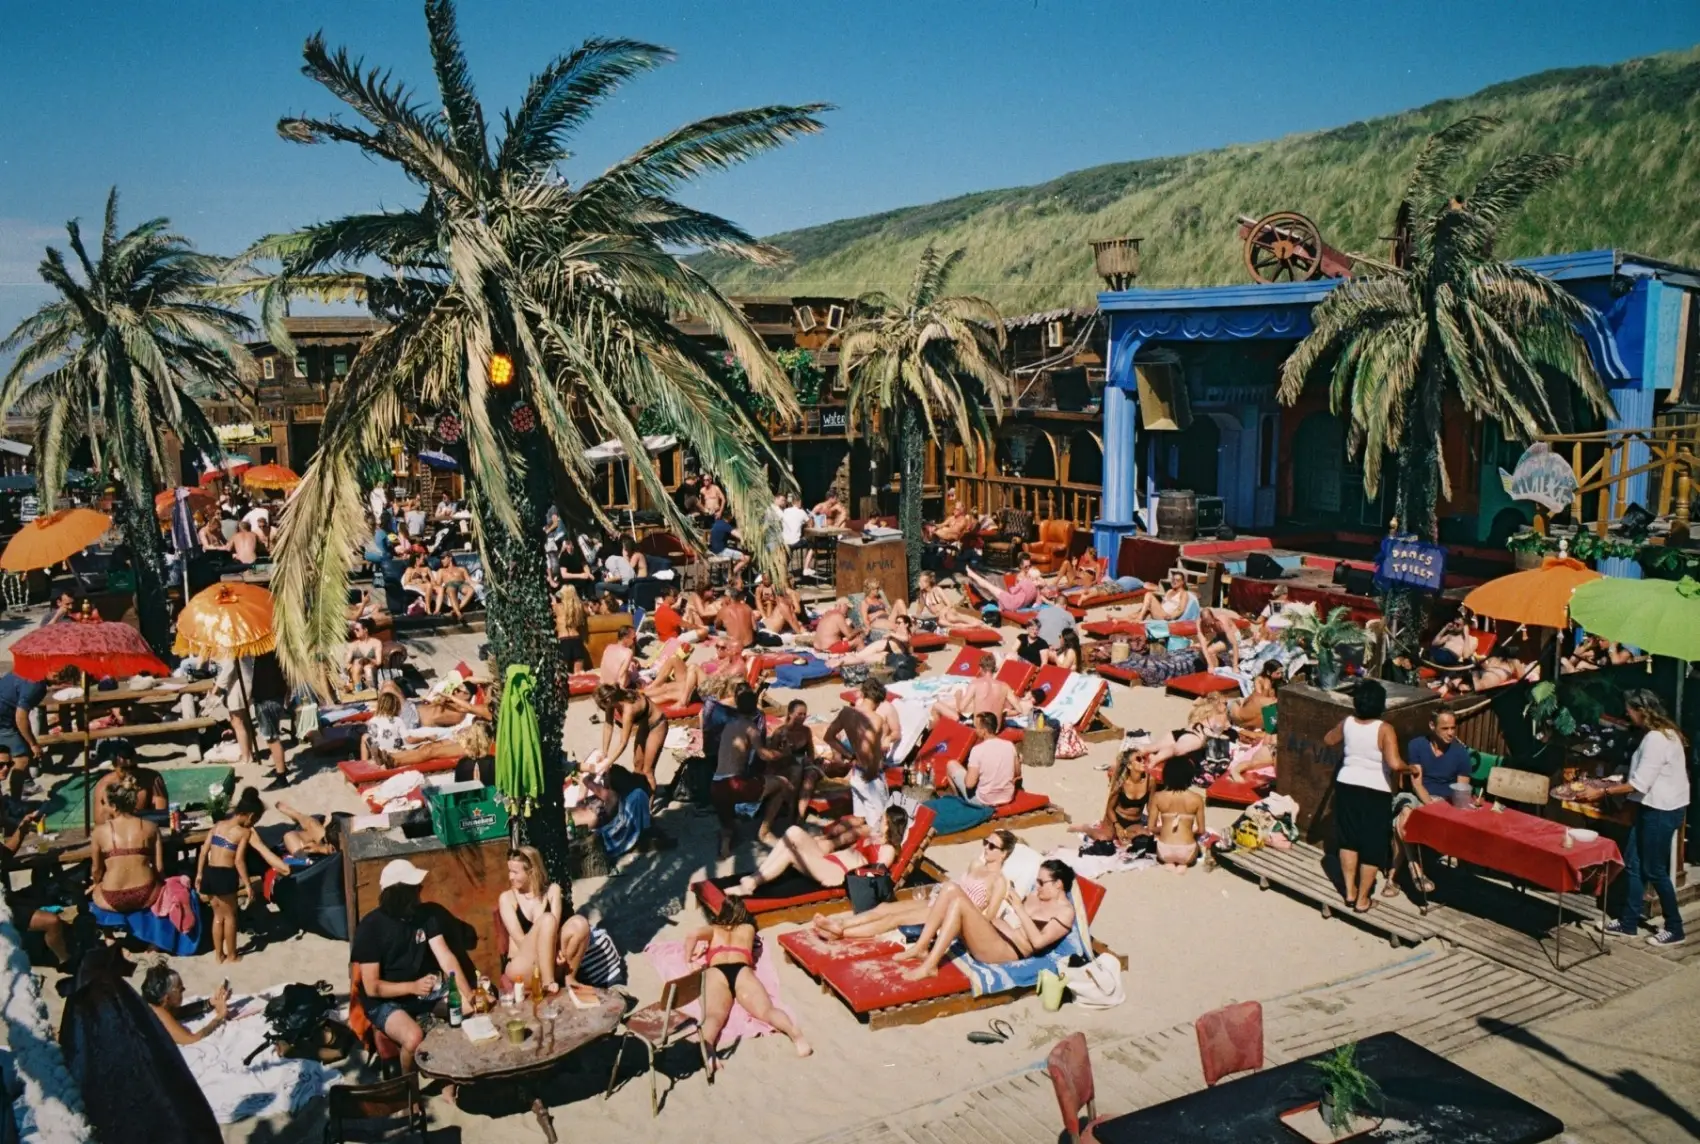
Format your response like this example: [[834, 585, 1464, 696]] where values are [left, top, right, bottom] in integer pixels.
[[1046, 1032, 1101, 1143], [1195, 1000, 1264, 1086], [347, 967, 402, 1078]]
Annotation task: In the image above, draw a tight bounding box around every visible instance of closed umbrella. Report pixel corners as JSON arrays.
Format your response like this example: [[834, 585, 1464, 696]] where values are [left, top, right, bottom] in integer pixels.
[[495, 664, 543, 818], [1460, 555, 1602, 631], [9, 622, 172, 833], [1569, 574, 1700, 718], [0, 508, 112, 572]]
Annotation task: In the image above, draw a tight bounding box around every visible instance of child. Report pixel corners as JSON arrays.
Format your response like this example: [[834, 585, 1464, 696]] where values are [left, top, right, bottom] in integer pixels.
[[194, 786, 289, 963]]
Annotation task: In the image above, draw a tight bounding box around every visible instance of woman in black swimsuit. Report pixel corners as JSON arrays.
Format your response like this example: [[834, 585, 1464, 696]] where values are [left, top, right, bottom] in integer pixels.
[[685, 897, 810, 1077], [594, 685, 668, 784]]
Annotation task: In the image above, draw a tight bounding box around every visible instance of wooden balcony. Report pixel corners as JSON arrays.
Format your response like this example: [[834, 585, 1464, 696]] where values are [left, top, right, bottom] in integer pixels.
[[1535, 415, 1700, 536], [944, 469, 1101, 531]]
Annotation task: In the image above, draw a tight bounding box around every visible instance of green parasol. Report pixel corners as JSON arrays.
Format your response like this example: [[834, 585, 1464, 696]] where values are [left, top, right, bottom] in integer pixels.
[[495, 664, 544, 815], [1568, 575, 1700, 661]]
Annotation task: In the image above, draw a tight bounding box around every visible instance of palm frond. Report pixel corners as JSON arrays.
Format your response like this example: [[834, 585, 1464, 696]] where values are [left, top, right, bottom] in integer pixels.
[[496, 38, 672, 175]]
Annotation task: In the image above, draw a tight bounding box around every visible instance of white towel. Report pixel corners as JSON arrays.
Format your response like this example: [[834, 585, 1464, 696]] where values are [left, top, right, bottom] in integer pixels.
[[1042, 672, 1104, 727], [178, 992, 341, 1124]]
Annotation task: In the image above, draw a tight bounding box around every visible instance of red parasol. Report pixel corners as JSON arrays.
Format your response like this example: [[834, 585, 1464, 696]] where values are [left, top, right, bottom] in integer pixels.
[[9, 621, 171, 682], [155, 487, 214, 520]]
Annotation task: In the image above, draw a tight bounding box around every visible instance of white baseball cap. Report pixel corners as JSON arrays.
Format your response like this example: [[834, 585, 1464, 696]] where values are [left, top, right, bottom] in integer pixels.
[[378, 859, 428, 890]]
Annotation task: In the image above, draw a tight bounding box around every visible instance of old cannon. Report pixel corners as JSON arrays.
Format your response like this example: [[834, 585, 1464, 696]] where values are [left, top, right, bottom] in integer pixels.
[[1236, 207, 1414, 283]]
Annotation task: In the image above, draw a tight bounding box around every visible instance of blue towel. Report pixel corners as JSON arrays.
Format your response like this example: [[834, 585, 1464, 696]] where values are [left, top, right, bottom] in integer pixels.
[[598, 786, 651, 859], [922, 795, 996, 836], [894, 925, 1086, 997], [90, 896, 204, 957], [773, 655, 835, 689]]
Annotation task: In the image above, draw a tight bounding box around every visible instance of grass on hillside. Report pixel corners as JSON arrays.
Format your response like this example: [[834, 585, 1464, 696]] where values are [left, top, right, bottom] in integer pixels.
[[696, 47, 1700, 313]]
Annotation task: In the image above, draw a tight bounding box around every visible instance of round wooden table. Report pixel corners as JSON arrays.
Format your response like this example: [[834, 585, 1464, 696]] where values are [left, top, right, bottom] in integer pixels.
[[415, 988, 624, 1141]]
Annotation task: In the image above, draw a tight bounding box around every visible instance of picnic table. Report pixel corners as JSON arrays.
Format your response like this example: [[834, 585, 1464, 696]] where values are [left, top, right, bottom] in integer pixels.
[[41, 677, 217, 715], [415, 988, 624, 1141], [1402, 800, 1623, 967], [1092, 1031, 1563, 1143]]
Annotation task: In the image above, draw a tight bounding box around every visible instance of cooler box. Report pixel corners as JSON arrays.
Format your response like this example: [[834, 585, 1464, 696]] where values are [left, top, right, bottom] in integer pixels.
[[427, 781, 510, 846]]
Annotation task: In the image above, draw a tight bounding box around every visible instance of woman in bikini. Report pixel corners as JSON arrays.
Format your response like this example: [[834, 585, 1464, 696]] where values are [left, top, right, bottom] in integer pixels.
[[1134, 695, 1230, 773], [344, 620, 383, 691], [1045, 628, 1084, 671], [644, 646, 703, 710], [277, 801, 343, 857], [401, 553, 437, 614], [858, 579, 905, 631], [1057, 547, 1103, 591], [554, 584, 589, 672], [497, 845, 569, 994], [912, 572, 981, 629], [687, 897, 811, 1077], [830, 614, 917, 668], [377, 721, 494, 770], [812, 829, 1014, 941], [1150, 756, 1207, 871], [195, 786, 290, 964], [89, 777, 163, 915], [594, 684, 668, 783], [896, 858, 1077, 981], [1076, 748, 1151, 845], [727, 806, 907, 897]]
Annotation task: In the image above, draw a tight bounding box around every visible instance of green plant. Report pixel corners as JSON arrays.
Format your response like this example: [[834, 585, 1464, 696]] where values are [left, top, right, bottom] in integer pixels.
[[777, 347, 824, 406], [1568, 532, 1639, 562], [1525, 680, 1578, 738], [1505, 530, 1549, 554], [1280, 606, 1365, 672], [1312, 1043, 1381, 1132]]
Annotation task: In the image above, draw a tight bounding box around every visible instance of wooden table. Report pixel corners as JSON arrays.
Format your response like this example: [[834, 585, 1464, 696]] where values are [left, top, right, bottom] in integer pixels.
[[42, 678, 216, 716], [1092, 1032, 1563, 1143], [415, 989, 624, 1141], [835, 534, 907, 607]]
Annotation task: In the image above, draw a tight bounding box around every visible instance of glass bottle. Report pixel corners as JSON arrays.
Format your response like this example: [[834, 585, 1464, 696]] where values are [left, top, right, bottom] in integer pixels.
[[446, 972, 463, 1028]]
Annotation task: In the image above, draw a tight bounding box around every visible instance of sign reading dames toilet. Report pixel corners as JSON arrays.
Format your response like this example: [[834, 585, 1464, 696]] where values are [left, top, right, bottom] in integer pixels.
[[1375, 534, 1446, 593]]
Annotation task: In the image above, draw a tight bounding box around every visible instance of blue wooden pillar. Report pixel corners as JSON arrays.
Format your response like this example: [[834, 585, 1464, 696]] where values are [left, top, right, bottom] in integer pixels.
[[1608, 386, 1654, 516], [1094, 383, 1142, 560]]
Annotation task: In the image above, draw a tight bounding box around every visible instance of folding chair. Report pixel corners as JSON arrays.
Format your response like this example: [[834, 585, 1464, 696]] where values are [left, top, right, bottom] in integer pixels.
[[323, 1074, 426, 1143], [1046, 1032, 1102, 1143], [605, 969, 704, 1117], [1195, 1000, 1264, 1086]]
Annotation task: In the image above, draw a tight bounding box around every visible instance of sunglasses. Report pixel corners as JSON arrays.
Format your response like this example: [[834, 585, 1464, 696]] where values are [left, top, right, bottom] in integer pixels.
[[982, 840, 1003, 852], [1035, 876, 1057, 886]]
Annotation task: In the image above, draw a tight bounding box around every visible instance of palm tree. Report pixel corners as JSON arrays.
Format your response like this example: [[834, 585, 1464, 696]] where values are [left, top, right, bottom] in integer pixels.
[[1277, 116, 1615, 652], [0, 190, 251, 654], [837, 246, 1013, 588], [225, 0, 825, 874]]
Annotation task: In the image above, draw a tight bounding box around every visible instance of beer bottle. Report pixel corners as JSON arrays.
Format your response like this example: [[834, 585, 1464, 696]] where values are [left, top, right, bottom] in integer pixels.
[[446, 972, 463, 1028]]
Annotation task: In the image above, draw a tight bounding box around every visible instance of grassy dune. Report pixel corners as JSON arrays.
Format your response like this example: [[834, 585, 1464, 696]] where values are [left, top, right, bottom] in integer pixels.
[[697, 47, 1700, 312]]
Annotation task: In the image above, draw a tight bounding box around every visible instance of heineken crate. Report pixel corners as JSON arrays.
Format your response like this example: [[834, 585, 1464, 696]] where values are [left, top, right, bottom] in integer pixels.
[[426, 781, 510, 846]]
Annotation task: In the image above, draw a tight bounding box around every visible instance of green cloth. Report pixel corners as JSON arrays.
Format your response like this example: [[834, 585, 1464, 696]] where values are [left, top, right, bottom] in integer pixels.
[[495, 664, 543, 812], [1569, 575, 1700, 661], [42, 765, 234, 832]]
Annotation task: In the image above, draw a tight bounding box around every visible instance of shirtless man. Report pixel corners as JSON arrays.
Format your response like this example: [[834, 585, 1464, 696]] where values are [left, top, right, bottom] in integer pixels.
[[698, 475, 726, 520], [599, 625, 639, 688], [811, 599, 862, 652], [712, 686, 792, 858], [229, 520, 262, 566], [716, 592, 758, 657], [823, 689, 899, 826], [434, 561, 477, 619], [933, 653, 1030, 727], [930, 498, 976, 545], [810, 491, 848, 530], [197, 514, 228, 552]]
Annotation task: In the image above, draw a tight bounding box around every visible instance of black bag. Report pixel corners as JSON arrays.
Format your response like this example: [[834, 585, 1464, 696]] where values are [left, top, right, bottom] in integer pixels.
[[845, 864, 895, 913], [886, 651, 920, 682], [246, 981, 337, 1065]]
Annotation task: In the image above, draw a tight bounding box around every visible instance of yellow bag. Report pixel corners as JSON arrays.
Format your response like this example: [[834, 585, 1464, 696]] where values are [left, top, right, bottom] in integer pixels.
[[1233, 819, 1263, 851]]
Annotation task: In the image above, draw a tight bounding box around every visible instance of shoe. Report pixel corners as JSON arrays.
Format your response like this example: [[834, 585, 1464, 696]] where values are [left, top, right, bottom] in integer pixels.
[[1601, 919, 1636, 938], [1647, 930, 1686, 947], [261, 774, 290, 792]]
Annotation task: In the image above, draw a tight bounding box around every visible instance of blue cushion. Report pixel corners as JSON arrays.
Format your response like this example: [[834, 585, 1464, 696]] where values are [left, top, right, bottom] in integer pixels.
[[923, 795, 996, 836]]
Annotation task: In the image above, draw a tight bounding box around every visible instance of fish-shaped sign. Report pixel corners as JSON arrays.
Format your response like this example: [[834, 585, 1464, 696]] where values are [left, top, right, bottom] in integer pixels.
[[1500, 443, 1578, 513]]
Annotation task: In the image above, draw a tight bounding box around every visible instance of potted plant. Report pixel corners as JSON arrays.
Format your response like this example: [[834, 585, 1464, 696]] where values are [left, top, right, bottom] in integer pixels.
[[1505, 529, 1548, 570], [1312, 1043, 1381, 1137], [1281, 606, 1365, 689]]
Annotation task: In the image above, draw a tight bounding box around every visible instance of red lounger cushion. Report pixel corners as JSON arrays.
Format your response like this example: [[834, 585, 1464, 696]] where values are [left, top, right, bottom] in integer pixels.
[[952, 627, 1003, 646], [915, 719, 976, 787], [1001, 609, 1037, 626], [568, 673, 600, 696], [996, 659, 1036, 695], [910, 631, 949, 652], [1068, 589, 1142, 608], [338, 756, 461, 787], [660, 702, 703, 720], [1029, 665, 1107, 730], [1082, 619, 1145, 638], [1205, 776, 1267, 806], [945, 647, 982, 677], [1097, 664, 1139, 683], [1166, 672, 1240, 697], [990, 788, 1052, 819]]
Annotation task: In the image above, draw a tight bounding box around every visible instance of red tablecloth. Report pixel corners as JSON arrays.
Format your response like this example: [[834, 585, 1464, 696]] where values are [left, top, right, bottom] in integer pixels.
[[1403, 801, 1622, 894]]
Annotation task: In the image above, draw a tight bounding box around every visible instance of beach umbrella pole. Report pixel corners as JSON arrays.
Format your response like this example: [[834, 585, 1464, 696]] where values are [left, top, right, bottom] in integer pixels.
[[81, 671, 92, 836]]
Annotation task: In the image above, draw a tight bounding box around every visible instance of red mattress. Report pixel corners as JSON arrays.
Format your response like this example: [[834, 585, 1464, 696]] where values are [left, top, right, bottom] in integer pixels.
[[1165, 672, 1240, 698], [1065, 589, 1143, 608], [660, 702, 703, 720], [338, 755, 461, 787], [915, 719, 975, 787], [989, 788, 1053, 819], [910, 631, 949, 653], [996, 659, 1036, 695], [951, 627, 1003, 646], [568, 673, 600, 696], [1096, 663, 1138, 683], [1028, 665, 1107, 731], [945, 647, 982, 677]]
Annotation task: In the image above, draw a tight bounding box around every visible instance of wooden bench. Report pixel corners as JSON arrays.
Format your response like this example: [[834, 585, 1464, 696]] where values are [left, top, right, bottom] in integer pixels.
[[38, 717, 219, 762], [43, 678, 217, 715]]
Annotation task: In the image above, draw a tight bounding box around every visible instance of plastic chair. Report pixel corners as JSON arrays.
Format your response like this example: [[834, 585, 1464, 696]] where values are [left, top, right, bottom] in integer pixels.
[[347, 968, 402, 1079], [605, 969, 704, 1117], [1195, 1000, 1264, 1086], [1046, 1032, 1101, 1143], [323, 1073, 426, 1143]]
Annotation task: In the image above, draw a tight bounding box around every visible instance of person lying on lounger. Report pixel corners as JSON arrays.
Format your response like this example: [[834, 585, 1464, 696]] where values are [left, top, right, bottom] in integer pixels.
[[811, 829, 1014, 941], [911, 571, 981, 629], [828, 614, 915, 667], [727, 806, 907, 897], [372, 721, 492, 770], [687, 897, 810, 1076], [895, 857, 1076, 981], [1132, 569, 1197, 622], [811, 599, 862, 651]]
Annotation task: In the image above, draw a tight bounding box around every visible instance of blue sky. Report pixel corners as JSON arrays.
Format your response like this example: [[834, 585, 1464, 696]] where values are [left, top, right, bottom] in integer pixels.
[[2, 0, 1697, 338]]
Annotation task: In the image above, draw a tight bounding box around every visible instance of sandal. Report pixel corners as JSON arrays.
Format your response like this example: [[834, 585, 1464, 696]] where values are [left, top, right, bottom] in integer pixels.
[[966, 1018, 1013, 1045]]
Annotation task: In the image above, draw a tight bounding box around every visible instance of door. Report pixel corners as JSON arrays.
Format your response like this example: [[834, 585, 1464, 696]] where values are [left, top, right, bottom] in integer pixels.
[[1292, 413, 1342, 519]]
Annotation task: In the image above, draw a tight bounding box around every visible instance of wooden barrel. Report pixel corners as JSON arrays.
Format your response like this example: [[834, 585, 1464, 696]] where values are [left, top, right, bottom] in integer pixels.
[[1155, 490, 1198, 542]]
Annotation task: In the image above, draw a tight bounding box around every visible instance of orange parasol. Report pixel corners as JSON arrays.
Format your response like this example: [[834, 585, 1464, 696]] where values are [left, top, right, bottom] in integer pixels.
[[155, 487, 214, 519], [173, 581, 276, 660], [242, 463, 300, 492], [1460, 555, 1602, 630], [0, 508, 112, 572]]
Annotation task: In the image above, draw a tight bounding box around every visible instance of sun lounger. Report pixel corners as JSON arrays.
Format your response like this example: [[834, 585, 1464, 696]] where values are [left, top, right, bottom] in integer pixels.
[[1148, 758, 1271, 806], [1165, 672, 1242, 698], [337, 756, 462, 787], [1028, 665, 1107, 732], [691, 804, 938, 928], [914, 719, 976, 786], [925, 787, 1067, 843], [944, 647, 981, 677], [910, 630, 950, 653], [777, 877, 1111, 1029], [948, 626, 1003, 646], [996, 658, 1037, 695]]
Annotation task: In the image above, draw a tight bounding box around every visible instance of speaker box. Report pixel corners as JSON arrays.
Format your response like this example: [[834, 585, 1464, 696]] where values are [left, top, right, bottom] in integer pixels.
[[1195, 495, 1225, 533], [1342, 567, 1377, 597], [1134, 364, 1192, 431], [1051, 368, 1090, 412], [1245, 552, 1285, 580]]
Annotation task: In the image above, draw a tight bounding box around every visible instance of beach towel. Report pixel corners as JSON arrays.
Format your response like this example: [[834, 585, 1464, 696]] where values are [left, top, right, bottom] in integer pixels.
[[773, 655, 834, 689], [496, 664, 543, 810], [1041, 672, 1103, 727], [178, 989, 341, 1123], [151, 875, 196, 934], [891, 699, 930, 764], [921, 795, 995, 837], [643, 938, 797, 1041], [887, 676, 968, 705], [90, 893, 203, 956]]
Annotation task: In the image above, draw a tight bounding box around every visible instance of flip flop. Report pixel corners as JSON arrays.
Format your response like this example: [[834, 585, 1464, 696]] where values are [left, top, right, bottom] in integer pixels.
[[966, 1018, 1013, 1045]]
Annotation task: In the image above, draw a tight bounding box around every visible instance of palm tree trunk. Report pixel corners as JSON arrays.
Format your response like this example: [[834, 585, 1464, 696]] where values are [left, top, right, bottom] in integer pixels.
[[1381, 361, 1447, 668], [116, 484, 172, 656], [476, 429, 571, 887], [896, 399, 925, 594]]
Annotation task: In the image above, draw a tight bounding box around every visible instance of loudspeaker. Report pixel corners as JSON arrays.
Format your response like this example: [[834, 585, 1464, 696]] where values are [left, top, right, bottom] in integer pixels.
[[1342, 567, 1377, 597], [1195, 495, 1225, 533], [1245, 552, 1285, 580], [1134, 364, 1192, 431], [1051, 368, 1090, 412], [1331, 562, 1350, 586], [1620, 501, 1654, 539]]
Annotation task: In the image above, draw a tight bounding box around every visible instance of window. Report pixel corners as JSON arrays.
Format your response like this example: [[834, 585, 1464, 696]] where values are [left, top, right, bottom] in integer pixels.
[[262, 358, 275, 381], [294, 356, 308, 378], [333, 353, 349, 377]]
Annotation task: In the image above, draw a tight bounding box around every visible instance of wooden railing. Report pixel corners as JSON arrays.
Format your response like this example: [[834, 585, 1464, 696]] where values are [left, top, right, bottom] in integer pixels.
[[1535, 421, 1700, 536], [944, 469, 1101, 530]]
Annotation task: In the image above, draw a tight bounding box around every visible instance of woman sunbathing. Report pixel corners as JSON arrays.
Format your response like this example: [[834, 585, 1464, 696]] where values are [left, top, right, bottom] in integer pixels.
[[912, 572, 981, 629], [1150, 756, 1206, 870], [830, 614, 916, 667], [1133, 696, 1231, 773], [277, 801, 343, 857], [858, 579, 905, 630], [811, 829, 1013, 941], [896, 858, 1077, 981], [727, 806, 907, 897], [687, 897, 811, 1076], [1057, 547, 1104, 590], [1074, 748, 1150, 845], [644, 647, 703, 710], [374, 721, 492, 769], [1229, 660, 1283, 730]]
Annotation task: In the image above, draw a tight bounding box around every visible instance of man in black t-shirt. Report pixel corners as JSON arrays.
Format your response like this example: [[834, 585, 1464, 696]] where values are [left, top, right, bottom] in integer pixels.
[[352, 860, 467, 1073]]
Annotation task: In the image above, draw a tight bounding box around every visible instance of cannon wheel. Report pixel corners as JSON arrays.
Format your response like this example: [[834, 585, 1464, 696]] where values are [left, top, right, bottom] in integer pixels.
[[1244, 211, 1326, 282]]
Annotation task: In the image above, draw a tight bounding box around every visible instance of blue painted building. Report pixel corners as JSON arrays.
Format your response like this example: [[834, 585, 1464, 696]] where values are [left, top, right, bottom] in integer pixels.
[[1091, 250, 1700, 556]]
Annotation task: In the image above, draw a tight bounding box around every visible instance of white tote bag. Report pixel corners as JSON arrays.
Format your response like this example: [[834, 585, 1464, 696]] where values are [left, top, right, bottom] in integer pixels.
[[1063, 952, 1126, 1009]]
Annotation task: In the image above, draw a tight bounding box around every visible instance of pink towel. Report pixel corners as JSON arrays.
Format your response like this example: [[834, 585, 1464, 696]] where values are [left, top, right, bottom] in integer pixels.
[[151, 875, 196, 934], [643, 939, 796, 1042]]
